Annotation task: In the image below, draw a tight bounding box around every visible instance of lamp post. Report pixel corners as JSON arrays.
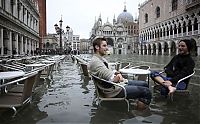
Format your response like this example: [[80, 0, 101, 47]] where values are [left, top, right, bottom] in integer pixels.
[[54, 18, 63, 54], [66, 25, 70, 54]]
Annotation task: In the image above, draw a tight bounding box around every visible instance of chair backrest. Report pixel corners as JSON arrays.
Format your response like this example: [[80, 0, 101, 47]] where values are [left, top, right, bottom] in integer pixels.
[[175, 70, 195, 89], [131, 65, 150, 70], [90, 74, 127, 98], [80, 63, 89, 76], [131, 65, 150, 81], [21, 71, 39, 102], [121, 62, 130, 69], [91, 74, 115, 98]]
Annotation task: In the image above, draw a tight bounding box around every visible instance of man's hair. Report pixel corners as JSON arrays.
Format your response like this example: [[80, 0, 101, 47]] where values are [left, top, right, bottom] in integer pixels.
[[179, 39, 193, 52], [93, 37, 107, 52]]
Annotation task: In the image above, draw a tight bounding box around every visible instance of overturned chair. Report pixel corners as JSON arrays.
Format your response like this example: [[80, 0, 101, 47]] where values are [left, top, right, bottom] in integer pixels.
[[90, 74, 130, 111], [0, 71, 39, 117]]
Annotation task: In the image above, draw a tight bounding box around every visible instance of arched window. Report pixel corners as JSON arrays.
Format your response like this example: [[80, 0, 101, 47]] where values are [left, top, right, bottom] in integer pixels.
[[145, 13, 148, 23], [172, 0, 178, 11], [118, 44, 122, 48], [156, 6, 160, 18], [46, 42, 50, 48]]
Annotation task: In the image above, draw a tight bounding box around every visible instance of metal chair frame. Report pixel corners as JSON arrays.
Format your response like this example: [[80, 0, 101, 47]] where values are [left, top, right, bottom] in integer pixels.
[[90, 74, 130, 111]]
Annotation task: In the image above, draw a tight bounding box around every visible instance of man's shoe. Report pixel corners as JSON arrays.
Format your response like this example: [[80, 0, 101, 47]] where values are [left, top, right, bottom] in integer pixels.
[[136, 100, 148, 111]]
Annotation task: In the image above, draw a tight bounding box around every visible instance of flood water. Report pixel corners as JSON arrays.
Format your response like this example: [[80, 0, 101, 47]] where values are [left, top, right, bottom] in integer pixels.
[[1, 54, 200, 124]]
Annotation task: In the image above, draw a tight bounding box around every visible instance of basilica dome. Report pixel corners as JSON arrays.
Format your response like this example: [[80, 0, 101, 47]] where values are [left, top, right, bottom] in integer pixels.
[[117, 6, 133, 24]]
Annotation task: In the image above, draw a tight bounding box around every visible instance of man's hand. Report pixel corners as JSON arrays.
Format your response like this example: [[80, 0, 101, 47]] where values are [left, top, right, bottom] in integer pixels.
[[113, 73, 124, 83], [163, 80, 172, 87], [114, 71, 121, 75]]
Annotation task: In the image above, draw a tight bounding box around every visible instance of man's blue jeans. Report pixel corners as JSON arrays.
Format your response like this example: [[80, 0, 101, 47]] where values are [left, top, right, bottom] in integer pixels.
[[123, 80, 152, 105]]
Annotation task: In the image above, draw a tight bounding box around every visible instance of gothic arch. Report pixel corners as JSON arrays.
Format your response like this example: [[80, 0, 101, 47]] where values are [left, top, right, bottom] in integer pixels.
[[157, 42, 162, 55], [147, 44, 151, 55], [152, 43, 156, 55], [163, 42, 169, 55], [171, 41, 176, 56]]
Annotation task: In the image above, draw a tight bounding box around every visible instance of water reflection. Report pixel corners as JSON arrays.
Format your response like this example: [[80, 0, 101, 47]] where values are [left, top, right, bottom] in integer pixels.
[[80, 75, 91, 94], [90, 101, 154, 124]]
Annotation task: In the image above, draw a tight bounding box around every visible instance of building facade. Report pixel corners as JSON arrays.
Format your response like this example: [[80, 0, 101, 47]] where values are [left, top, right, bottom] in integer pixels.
[[139, 0, 200, 56], [38, 0, 46, 50], [80, 39, 90, 54], [0, 0, 40, 56], [42, 34, 59, 54], [89, 4, 139, 54]]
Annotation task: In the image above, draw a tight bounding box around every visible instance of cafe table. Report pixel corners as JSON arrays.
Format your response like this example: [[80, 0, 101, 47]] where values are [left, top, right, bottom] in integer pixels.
[[0, 71, 25, 93], [119, 68, 151, 86], [25, 63, 46, 70]]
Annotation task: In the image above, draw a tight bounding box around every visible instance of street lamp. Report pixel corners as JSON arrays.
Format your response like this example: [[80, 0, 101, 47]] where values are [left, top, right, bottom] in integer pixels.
[[66, 25, 70, 54], [54, 18, 63, 54]]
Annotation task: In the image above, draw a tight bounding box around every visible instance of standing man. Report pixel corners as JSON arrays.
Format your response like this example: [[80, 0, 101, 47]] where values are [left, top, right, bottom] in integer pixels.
[[89, 37, 152, 110]]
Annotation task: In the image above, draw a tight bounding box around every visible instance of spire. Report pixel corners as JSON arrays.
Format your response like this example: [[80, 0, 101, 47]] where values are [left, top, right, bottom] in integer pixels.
[[99, 13, 101, 19], [113, 14, 116, 25], [98, 13, 102, 22], [124, 0, 127, 12], [107, 17, 109, 23]]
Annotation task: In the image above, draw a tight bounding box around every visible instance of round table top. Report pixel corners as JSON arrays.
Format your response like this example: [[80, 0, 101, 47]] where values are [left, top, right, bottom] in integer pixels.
[[119, 68, 151, 75], [0, 71, 25, 80]]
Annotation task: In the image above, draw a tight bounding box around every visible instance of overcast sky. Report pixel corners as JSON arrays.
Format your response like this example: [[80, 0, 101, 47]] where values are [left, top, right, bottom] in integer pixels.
[[46, 0, 146, 39]]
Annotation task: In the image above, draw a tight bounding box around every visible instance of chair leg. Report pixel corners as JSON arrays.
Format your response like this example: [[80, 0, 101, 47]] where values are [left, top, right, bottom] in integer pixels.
[[11, 107, 17, 117], [125, 99, 130, 112], [168, 93, 174, 101]]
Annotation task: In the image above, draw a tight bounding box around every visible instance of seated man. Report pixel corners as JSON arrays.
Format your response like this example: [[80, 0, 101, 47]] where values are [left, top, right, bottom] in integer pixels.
[[151, 39, 195, 97], [89, 37, 152, 110]]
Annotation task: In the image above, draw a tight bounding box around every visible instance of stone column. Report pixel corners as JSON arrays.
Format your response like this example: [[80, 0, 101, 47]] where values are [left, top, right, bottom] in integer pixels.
[[0, 28, 3, 55], [198, 20, 200, 34], [16, 33, 19, 55], [24, 37, 28, 55], [197, 45, 200, 56], [161, 28, 164, 40], [20, 35, 23, 54], [13, 0, 17, 17], [172, 25, 175, 38], [156, 48, 159, 55], [168, 47, 171, 56], [181, 23, 184, 36], [165, 27, 168, 39], [138, 46, 142, 55], [186, 21, 189, 36], [168, 26, 171, 39], [176, 25, 179, 37], [161, 44, 164, 55], [191, 20, 194, 35], [8, 30, 12, 55], [143, 48, 145, 55]]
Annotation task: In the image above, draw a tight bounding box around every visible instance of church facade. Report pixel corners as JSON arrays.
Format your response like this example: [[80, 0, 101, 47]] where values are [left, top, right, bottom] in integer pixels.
[[89, 5, 139, 55]]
